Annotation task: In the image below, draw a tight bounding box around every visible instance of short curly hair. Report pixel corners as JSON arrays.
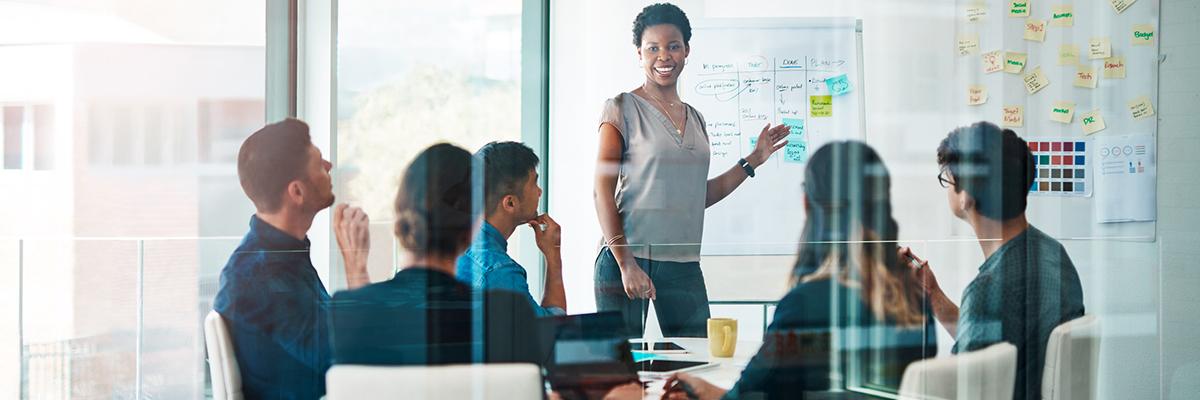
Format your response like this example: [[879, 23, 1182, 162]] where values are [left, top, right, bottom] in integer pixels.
[[632, 3, 692, 47]]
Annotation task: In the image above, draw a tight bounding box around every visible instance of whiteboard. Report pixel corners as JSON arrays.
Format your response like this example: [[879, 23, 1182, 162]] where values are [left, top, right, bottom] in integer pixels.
[[682, 18, 865, 256]]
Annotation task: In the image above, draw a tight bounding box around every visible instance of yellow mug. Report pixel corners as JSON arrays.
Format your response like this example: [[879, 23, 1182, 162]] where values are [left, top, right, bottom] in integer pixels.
[[707, 318, 738, 357]]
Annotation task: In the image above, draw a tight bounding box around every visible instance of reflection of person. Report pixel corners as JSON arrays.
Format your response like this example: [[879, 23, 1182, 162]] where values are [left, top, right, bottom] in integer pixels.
[[661, 142, 938, 400], [213, 118, 372, 400], [906, 122, 1084, 400], [329, 144, 542, 366], [457, 141, 566, 316], [594, 2, 789, 338]]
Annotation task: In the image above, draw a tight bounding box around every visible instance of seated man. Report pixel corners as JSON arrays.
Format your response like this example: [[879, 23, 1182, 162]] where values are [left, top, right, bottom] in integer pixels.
[[456, 141, 567, 316], [330, 144, 543, 366], [212, 118, 372, 400], [908, 121, 1086, 400]]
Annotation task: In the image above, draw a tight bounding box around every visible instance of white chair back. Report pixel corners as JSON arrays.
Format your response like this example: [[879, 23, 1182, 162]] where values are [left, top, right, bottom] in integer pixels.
[[204, 310, 243, 400], [1042, 315, 1100, 400], [326, 363, 543, 400], [898, 342, 1018, 400]]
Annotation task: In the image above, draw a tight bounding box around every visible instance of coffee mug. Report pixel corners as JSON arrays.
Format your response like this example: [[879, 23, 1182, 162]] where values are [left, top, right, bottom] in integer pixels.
[[707, 318, 738, 357]]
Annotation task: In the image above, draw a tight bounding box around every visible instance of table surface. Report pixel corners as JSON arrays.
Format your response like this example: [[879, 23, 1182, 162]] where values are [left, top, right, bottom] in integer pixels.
[[637, 337, 762, 399]]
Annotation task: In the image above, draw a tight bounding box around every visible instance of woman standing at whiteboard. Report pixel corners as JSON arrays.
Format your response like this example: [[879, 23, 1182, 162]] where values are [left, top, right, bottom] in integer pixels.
[[594, 3, 790, 337]]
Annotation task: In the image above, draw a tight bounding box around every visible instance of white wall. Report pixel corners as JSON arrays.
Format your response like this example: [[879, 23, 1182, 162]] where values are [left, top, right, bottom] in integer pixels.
[[550, 1, 1195, 398]]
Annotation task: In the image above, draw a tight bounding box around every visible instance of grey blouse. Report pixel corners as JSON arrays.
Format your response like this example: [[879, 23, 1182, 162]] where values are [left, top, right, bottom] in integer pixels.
[[599, 92, 711, 263]]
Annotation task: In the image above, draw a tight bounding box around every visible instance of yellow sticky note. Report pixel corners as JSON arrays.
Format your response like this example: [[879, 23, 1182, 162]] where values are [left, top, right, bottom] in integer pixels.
[[967, 5, 988, 22], [1003, 105, 1024, 127], [1025, 20, 1047, 42], [1010, 0, 1031, 17], [1004, 52, 1027, 74], [1110, 0, 1137, 14], [1089, 38, 1112, 59], [968, 85, 988, 105], [1058, 44, 1079, 66], [1074, 65, 1098, 88], [958, 34, 980, 55], [1049, 101, 1075, 124], [1050, 5, 1074, 27], [1081, 110, 1107, 135], [810, 95, 833, 117], [1128, 96, 1155, 120], [1023, 67, 1050, 94], [1132, 24, 1155, 46], [983, 51, 1005, 74], [1104, 56, 1127, 79]]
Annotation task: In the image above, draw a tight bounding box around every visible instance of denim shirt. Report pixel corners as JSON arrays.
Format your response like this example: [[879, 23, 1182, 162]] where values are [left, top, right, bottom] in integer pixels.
[[456, 221, 564, 317], [213, 215, 331, 400]]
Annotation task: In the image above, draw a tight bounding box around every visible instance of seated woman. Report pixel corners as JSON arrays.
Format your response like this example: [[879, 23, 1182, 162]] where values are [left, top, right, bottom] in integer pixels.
[[329, 143, 542, 366], [663, 141, 938, 399]]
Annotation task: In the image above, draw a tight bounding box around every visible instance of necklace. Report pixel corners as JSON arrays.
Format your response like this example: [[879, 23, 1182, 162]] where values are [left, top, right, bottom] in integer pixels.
[[643, 85, 683, 136]]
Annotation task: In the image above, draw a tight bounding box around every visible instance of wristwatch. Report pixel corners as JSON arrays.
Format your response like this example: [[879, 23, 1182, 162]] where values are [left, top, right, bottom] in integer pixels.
[[738, 158, 756, 178]]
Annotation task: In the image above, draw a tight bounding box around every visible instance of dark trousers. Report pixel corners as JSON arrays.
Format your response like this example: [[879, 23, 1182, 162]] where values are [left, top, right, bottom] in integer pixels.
[[594, 248, 710, 338]]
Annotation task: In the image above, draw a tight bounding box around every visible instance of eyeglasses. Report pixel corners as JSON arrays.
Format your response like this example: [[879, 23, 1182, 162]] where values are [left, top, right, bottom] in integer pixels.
[[937, 169, 955, 189]]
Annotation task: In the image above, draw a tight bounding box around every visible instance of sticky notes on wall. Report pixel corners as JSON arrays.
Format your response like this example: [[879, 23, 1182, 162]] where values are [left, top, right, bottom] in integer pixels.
[[1074, 66, 1098, 88], [1128, 96, 1155, 120], [967, 5, 988, 22], [825, 74, 852, 96], [1110, 0, 1137, 14], [1049, 102, 1076, 123], [1023, 67, 1050, 94], [1132, 24, 1155, 46], [782, 117, 805, 137], [1081, 110, 1107, 135], [958, 34, 980, 55], [1003, 105, 1024, 127], [1104, 56, 1127, 78], [1025, 19, 1047, 42], [983, 51, 1004, 74], [1005, 52, 1028, 73], [1010, 0, 1030, 17], [1050, 5, 1074, 27], [1058, 44, 1079, 65], [781, 118, 808, 163], [1089, 38, 1112, 59], [968, 85, 988, 105], [810, 95, 832, 117]]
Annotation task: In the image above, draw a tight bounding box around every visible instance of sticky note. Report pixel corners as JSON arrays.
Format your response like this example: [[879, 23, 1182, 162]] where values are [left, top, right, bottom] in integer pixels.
[[810, 95, 832, 117], [1103, 56, 1126, 79], [1110, 0, 1137, 14], [1024, 20, 1047, 42], [982, 51, 1004, 74], [825, 74, 852, 96], [1081, 110, 1106, 134], [967, 5, 988, 22], [1050, 5, 1074, 27], [1132, 24, 1155, 46], [1003, 105, 1024, 127], [784, 141, 808, 163], [958, 34, 980, 55], [782, 117, 805, 137], [968, 85, 988, 105], [1058, 44, 1079, 66], [1074, 66, 1098, 88], [1004, 52, 1027, 74], [1049, 101, 1075, 124], [1089, 38, 1112, 59], [1023, 67, 1050, 94], [1128, 96, 1155, 120], [1010, 0, 1030, 17]]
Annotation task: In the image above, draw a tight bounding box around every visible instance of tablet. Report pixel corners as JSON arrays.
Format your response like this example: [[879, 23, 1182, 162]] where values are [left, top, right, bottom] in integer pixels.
[[633, 359, 717, 377], [630, 341, 688, 354]]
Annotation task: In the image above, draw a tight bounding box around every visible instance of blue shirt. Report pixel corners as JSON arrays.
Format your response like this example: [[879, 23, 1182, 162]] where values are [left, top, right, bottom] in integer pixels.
[[456, 221, 564, 317], [213, 215, 331, 400], [952, 225, 1085, 400]]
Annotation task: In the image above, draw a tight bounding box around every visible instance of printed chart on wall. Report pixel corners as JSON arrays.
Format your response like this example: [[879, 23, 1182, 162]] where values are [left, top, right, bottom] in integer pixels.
[[1095, 134, 1156, 223], [682, 18, 863, 255]]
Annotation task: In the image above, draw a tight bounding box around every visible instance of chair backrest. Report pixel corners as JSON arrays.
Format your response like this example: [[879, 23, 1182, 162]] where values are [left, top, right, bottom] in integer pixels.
[[898, 342, 1018, 400], [204, 310, 243, 400], [326, 363, 543, 400], [1042, 315, 1100, 400]]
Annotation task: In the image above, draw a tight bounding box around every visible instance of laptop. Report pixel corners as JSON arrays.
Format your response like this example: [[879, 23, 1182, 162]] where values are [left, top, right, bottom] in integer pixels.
[[538, 311, 640, 393]]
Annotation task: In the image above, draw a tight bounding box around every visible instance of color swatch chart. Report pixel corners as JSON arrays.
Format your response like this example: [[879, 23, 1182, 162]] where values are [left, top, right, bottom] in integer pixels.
[[1029, 139, 1091, 197]]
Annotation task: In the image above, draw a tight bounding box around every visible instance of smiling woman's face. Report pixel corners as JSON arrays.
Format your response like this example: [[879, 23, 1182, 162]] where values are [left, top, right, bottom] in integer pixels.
[[638, 24, 689, 88]]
